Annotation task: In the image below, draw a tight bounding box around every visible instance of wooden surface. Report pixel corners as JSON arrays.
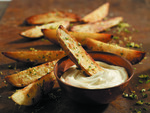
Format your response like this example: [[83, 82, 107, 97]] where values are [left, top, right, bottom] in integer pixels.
[[0, 0, 150, 113]]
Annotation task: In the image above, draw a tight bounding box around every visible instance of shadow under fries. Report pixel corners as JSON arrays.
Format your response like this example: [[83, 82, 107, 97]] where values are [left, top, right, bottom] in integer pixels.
[[7, 37, 42, 44], [10, 88, 108, 113]]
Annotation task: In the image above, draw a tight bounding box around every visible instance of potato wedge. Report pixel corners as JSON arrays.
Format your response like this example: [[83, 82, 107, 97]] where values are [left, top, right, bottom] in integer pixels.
[[5, 60, 57, 87], [57, 25, 103, 76], [2, 50, 66, 64], [71, 17, 123, 33], [20, 21, 70, 38], [42, 29, 113, 45], [86, 38, 146, 64], [26, 11, 80, 25], [11, 71, 56, 106], [82, 2, 109, 22]]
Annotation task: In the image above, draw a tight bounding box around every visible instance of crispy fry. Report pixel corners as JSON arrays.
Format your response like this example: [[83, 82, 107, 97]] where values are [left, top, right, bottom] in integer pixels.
[[82, 2, 109, 22], [71, 17, 123, 33], [57, 25, 103, 76], [86, 38, 146, 64], [42, 29, 113, 45], [11, 71, 57, 106], [5, 60, 57, 87], [20, 21, 70, 38], [26, 11, 80, 25], [2, 50, 66, 64]]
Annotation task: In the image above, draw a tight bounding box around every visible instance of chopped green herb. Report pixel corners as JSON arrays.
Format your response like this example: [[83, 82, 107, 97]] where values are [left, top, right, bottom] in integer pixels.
[[143, 107, 147, 111], [78, 42, 81, 46], [145, 102, 150, 105], [136, 100, 144, 105], [113, 36, 119, 40], [70, 23, 74, 27], [139, 80, 143, 84], [138, 74, 149, 79], [146, 80, 150, 84], [140, 89, 146, 92], [8, 96, 11, 99], [124, 28, 130, 33], [142, 93, 148, 98], [129, 93, 138, 99], [65, 37, 69, 40], [8, 65, 13, 69], [122, 92, 129, 98]]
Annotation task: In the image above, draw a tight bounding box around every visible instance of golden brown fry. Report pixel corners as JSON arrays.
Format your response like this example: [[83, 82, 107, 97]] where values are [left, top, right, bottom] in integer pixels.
[[42, 29, 113, 45], [2, 50, 66, 64], [82, 2, 109, 22], [86, 38, 146, 64], [20, 21, 70, 38], [71, 17, 123, 33], [11, 71, 57, 106], [5, 60, 57, 87], [26, 11, 80, 25], [57, 25, 103, 76]]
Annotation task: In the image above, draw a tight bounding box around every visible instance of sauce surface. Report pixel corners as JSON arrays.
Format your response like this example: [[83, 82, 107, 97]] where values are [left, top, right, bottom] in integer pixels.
[[60, 61, 128, 89]]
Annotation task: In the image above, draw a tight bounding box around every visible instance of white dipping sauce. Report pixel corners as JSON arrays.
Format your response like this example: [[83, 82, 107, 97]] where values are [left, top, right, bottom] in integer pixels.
[[60, 61, 128, 89]]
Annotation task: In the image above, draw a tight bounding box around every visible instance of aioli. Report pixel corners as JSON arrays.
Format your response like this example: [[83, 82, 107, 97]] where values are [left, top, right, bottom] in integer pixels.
[[60, 61, 128, 89]]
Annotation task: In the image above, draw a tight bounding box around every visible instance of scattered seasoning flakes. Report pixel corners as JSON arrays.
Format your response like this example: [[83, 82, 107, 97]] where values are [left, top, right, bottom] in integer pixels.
[[122, 92, 129, 98], [0, 71, 3, 75], [126, 42, 141, 48], [78, 42, 81, 46], [142, 93, 148, 98], [139, 80, 143, 84], [129, 92, 138, 99], [138, 74, 149, 79], [146, 80, 150, 84], [30, 48, 37, 51], [143, 107, 147, 111], [124, 28, 130, 33], [140, 89, 146, 92], [65, 37, 69, 40], [123, 91, 138, 99], [145, 102, 150, 105], [70, 23, 74, 27], [136, 100, 144, 105], [8, 96, 11, 99], [113, 36, 119, 40], [8, 65, 13, 69], [41, 39, 45, 41]]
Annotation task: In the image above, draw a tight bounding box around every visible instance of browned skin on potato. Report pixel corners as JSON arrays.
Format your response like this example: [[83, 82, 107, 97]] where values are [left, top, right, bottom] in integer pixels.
[[26, 11, 80, 25], [71, 17, 123, 33], [11, 71, 57, 106], [82, 2, 109, 22], [86, 38, 146, 65], [42, 29, 113, 45], [5, 60, 57, 87], [20, 21, 70, 38], [56, 25, 103, 76], [2, 51, 66, 64]]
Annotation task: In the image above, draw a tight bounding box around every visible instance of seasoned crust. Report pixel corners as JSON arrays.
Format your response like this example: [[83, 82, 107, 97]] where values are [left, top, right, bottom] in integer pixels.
[[5, 60, 57, 87], [42, 29, 113, 46], [56, 25, 103, 76], [26, 11, 81, 25], [82, 2, 109, 22], [86, 38, 146, 65]]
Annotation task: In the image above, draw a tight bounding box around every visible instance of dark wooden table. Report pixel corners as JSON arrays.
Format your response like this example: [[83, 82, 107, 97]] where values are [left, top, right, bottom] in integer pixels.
[[0, 0, 150, 113]]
